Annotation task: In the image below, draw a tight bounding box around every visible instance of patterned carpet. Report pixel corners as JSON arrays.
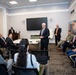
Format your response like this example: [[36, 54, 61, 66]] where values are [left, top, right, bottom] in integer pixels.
[[49, 44, 76, 75]]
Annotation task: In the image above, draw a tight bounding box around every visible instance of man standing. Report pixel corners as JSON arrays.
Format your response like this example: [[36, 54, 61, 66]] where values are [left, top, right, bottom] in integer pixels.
[[8, 27, 15, 35], [54, 25, 62, 46], [40, 23, 50, 50]]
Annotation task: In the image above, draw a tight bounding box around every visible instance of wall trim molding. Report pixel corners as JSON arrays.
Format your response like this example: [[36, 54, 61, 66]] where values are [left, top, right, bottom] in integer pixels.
[[7, 2, 68, 9], [7, 9, 69, 16]]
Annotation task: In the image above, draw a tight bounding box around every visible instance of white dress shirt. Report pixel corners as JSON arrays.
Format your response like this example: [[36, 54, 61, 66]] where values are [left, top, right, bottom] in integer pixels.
[[14, 52, 40, 71], [41, 28, 45, 35]]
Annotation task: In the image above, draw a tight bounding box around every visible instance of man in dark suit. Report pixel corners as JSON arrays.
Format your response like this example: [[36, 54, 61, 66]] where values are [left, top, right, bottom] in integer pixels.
[[54, 25, 62, 46], [0, 33, 7, 47], [40, 23, 50, 50], [6, 33, 18, 59], [8, 27, 15, 35], [6, 33, 18, 49]]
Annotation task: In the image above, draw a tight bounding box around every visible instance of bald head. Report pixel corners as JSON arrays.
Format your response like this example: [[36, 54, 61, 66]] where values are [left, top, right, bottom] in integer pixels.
[[42, 23, 46, 29], [56, 24, 59, 28]]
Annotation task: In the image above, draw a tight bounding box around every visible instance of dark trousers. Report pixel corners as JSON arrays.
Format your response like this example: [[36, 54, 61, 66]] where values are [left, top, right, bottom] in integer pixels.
[[41, 40, 48, 50], [55, 36, 60, 46], [62, 41, 73, 52]]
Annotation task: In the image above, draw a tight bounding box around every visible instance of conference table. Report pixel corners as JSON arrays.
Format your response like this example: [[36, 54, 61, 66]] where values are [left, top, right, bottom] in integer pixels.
[[13, 39, 41, 49]]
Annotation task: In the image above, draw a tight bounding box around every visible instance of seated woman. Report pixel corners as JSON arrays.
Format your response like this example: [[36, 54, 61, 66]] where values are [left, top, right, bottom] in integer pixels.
[[14, 39, 40, 71], [0, 54, 13, 75]]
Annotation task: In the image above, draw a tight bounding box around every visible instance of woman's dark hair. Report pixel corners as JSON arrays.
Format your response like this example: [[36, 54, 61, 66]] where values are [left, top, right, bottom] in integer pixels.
[[16, 39, 29, 67]]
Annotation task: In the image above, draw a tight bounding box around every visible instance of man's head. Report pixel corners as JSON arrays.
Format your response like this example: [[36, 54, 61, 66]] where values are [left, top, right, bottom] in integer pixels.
[[42, 23, 46, 29], [11, 27, 13, 30], [56, 24, 59, 28], [68, 30, 71, 35], [0, 33, 2, 37], [8, 33, 13, 39]]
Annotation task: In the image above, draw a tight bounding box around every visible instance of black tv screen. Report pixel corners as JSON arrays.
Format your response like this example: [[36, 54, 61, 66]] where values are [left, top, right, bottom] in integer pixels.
[[26, 17, 47, 30]]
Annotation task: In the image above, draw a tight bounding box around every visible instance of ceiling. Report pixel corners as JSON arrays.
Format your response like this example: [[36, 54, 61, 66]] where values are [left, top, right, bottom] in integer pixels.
[[0, 0, 71, 9]]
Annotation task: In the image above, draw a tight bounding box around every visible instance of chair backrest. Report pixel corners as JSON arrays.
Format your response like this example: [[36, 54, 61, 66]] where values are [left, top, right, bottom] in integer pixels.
[[12, 65, 39, 75], [31, 50, 50, 64], [0, 64, 8, 75]]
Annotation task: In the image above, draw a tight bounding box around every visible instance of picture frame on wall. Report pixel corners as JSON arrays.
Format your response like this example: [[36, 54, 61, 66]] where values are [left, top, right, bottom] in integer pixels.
[[69, 20, 76, 35]]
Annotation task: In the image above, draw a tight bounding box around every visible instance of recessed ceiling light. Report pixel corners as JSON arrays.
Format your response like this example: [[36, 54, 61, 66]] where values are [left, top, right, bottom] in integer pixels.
[[29, 0, 37, 2], [9, 0, 18, 4]]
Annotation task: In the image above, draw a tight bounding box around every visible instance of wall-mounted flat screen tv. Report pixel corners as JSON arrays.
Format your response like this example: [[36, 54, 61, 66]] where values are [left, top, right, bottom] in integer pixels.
[[26, 17, 47, 30]]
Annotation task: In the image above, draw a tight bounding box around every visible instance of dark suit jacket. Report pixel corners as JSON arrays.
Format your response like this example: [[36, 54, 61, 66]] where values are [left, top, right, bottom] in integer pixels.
[[54, 28, 61, 38], [40, 28, 50, 43], [8, 29, 15, 34], [0, 37, 7, 47], [6, 37, 17, 49]]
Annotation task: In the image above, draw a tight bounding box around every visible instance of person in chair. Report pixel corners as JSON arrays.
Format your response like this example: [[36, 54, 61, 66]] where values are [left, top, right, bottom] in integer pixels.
[[6, 33, 18, 49], [0, 54, 13, 75], [14, 39, 40, 71]]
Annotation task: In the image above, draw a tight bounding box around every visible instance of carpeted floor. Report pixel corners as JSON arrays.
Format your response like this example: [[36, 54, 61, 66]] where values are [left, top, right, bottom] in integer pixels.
[[49, 44, 76, 75]]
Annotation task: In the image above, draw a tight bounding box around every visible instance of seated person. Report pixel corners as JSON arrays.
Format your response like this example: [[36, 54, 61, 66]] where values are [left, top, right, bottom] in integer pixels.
[[6, 33, 18, 49], [0, 33, 7, 47], [14, 39, 40, 71], [6, 33, 19, 59], [58, 30, 74, 53], [0, 54, 13, 75], [57, 30, 74, 48]]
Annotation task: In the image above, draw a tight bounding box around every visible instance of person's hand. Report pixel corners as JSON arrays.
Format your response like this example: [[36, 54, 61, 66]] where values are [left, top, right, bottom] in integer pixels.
[[55, 34, 57, 36], [5, 42, 7, 45], [72, 48, 76, 52], [70, 42, 73, 44], [40, 36, 44, 39], [63, 39, 66, 42]]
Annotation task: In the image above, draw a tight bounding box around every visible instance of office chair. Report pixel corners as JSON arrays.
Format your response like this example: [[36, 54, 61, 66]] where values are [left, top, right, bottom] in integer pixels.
[[0, 64, 8, 75], [31, 50, 50, 65], [12, 65, 39, 75]]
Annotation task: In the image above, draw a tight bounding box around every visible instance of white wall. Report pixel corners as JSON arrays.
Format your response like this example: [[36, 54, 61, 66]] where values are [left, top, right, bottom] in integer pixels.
[[7, 11, 69, 43], [69, 3, 76, 21], [0, 8, 7, 38], [6, 4, 69, 43], [0, 10, 3, 34], [69, 0, 76, 21]]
